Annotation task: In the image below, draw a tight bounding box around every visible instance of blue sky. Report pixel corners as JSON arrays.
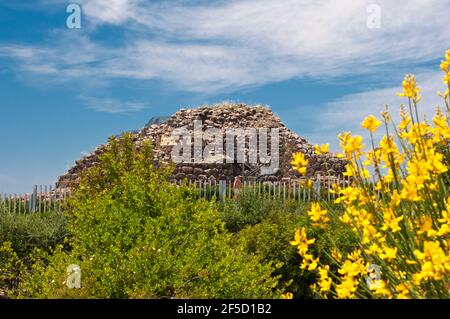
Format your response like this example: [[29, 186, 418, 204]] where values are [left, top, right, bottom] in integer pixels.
[[0, 0, 449, 193]]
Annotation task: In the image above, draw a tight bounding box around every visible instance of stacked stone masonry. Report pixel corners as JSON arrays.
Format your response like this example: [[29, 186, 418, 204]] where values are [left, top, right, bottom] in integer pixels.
[[57, 103, 347, 188]]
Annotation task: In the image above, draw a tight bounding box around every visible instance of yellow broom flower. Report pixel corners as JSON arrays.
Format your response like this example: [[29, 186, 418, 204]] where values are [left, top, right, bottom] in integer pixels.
[[290, 152, 308, 175], [314, 143, 329, 155], [398, 74, 421, 102], [361, 115, 382, 132], [308, 202, 329, 226]]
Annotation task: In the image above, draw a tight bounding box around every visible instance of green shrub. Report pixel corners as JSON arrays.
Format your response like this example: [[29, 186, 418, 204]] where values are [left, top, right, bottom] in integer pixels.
[[0, 242, 26, 297], [220, 190, 283, 232], [19, 134, 279, 299], [0, 210, 68, 264], [238, 203, 358, 298]]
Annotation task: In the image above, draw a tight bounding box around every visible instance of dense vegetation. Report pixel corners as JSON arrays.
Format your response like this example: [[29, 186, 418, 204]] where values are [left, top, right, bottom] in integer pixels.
[[11, 135, 284, 298], [2, 49, 449, 299], [0, 134, 354, 299]]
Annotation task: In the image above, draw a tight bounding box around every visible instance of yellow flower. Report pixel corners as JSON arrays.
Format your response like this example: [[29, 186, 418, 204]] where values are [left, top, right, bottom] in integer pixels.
[[308, 202, 329, 226], [399, 108, 411, 131], [314, 143, 329, 155], [300, 253, 319, 271], [339, 212, 352, 225], [348, 249, 363, 262], [432, 110, 450, 142], [336, 276, 358, 299], [290, 228, 315, 256], [437, 223, 450, 237], [343, 163, 356, 177], [290, 152, 308, 175], [379, 134, 404, 168], [406, 259, 418, 265], [339, 133, 365, 159], [364, 149, 381, 167], [370, 280, 392, 298], [444, 72, 450, 85], [438, 89, 450, 99], [417, 215, 436, 237], [441, 60, 450, 72], [395, 283, 411, 299], [381, 207, 403, 233], [390, 190, 401, 207], [335, 186, 362, 205], [281, 292, 293, 299], [379, 245, 397, 261], [339, 259, 366, 278], [413, 241, 450, 283], [361, 115, 382, 133], [437, 198, 450, 236], [331, 249, 342, 262], [361, 168, 370, 179], [318, 265, 332, 293], [367, 243, 382, 255], [400, 175, 422, 202], [397, 74, 421, 102]]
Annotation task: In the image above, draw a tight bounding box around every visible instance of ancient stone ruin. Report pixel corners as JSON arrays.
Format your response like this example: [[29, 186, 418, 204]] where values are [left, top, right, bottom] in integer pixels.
[[57, 103, 346, 188]]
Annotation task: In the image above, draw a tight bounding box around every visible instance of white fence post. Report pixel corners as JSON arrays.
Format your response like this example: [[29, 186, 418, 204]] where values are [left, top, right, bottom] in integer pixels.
[[219, 180, 227, 203]]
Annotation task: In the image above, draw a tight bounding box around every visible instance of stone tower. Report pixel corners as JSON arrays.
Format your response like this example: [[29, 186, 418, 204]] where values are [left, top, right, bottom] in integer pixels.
[[57, 103, 346, 188]]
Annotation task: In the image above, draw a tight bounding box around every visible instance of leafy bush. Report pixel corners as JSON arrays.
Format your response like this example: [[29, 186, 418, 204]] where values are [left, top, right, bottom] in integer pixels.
[[238, 205, 357, 298], [0, 242, 26, 297], [220, 190, 283, 232], [0, 210, 67, 264], [18, 134, 279, 299]]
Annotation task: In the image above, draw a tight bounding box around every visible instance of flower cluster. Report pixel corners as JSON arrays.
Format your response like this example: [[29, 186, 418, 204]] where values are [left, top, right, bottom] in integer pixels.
[[308, 202, 329, 227], [439, 50, 450, 100], [397, 74, 421, 102], [314, 143, 329, 155], [289, 50, 450, 299], [290, 226, 334, 296], [290, 152, 308, 175], [361, 115, 382, 133]]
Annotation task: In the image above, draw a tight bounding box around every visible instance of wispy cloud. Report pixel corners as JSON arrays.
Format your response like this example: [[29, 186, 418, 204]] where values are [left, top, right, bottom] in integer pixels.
[[81, 0, 138, 25], [1, 0, 449, 93], [80, 95, 147, 113], [305, 69, 446, 150]]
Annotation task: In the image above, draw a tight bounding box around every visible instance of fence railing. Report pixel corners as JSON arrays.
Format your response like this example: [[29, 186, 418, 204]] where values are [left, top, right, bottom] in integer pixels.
[[0, 186, 70, 214], [0, 176, 351, 214], [175, 176, 350, 203]]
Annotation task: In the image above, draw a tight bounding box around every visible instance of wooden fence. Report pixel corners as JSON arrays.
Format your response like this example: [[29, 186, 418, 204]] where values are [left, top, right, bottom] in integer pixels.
[[0, 186, 70, 214], [175, 176, 350, 203], [0, 176, 350, 214]]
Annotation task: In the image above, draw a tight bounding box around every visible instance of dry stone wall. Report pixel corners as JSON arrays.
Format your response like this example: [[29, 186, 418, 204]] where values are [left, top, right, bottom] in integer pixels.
[[57, 103, 346, 188]]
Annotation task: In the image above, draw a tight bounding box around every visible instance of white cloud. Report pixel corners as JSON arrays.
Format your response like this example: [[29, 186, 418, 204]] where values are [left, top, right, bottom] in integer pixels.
[[80, 0, 450, 72], [1, 0, 450, 93], [80, 95, 147, 113], [0, 37, 113, 81], [82, 0, 138, 25], [305, 70, 447, 150]]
